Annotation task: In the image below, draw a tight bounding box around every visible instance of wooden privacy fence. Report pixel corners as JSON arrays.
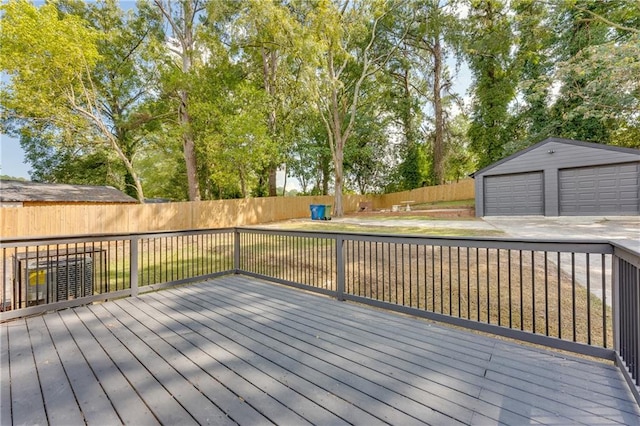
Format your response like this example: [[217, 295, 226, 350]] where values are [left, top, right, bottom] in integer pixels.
[[1, 179, 474, 238], [374, 179, 474, 209]]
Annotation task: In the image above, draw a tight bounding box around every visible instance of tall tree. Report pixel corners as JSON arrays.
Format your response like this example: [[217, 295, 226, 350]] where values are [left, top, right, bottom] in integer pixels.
[[549, 0, 639, 146], [62, 0, 163, 198], [383, 9, 429, 191], [405, 0, 463, 184], [238, 0, 309, 197], [154, 0, 206, 201], [506, 0, 555, 152], [465, 0, 518, 169], [308, 0, 400, 217], [546, 0, 613, 144], [0, 0, 147, 200]]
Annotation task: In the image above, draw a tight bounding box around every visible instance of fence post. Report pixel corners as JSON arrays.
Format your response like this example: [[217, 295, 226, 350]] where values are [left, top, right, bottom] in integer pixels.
[[130, 237, 139, 298], [336, 236, 345, 301], [234, 228, 241, 273]]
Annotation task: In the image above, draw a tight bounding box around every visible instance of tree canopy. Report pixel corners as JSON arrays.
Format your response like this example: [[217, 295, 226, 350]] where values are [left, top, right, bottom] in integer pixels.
[[1, 0, 638, 213]]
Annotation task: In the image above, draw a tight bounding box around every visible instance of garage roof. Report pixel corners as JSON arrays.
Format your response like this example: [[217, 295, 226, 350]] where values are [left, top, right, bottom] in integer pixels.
[[0, 180, 137, 203], [471, 137, 640, 178]]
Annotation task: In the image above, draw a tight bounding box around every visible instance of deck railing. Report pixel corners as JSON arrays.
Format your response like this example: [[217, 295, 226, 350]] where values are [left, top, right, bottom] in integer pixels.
[[0, 229, 235, 319], [1, 227, 638, 402]]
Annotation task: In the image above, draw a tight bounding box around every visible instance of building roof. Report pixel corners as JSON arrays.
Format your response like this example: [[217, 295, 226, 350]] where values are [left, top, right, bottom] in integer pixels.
[[471, 137, 640, 177], [0, 180, 138, 203]]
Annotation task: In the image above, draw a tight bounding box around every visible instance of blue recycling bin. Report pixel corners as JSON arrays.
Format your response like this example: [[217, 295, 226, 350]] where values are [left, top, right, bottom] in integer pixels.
[[310, 204, 325, 220]]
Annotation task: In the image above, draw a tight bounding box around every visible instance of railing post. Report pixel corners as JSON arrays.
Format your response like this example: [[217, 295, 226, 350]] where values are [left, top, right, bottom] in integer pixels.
[[130, 237, 139, 298], [234, 228, 241, 274], [613, 254, 620, 353], [636, 265, 640, 386], [336, 236, 345, 301]]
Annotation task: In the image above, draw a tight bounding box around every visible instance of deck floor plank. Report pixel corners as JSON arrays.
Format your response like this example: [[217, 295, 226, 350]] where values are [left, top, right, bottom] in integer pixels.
[[6, 320, 48, 425], [56, 308, 160, 425], [244, 277, 638, 417], [202, 279, 541, 425], [137, 291, 405, 425], [71, 306, 198, 425], [214, 277, 583, 424], [211, 276, 580, 424], [88, 303, 238, 426], [26, 315, 86, 426], [144, 289, 434, 425], [0, 320, 11, 425], [108, 298, 314, 426], [109, 299, 278, 426], [42, 312, 121, 425], [2, 276, 640, 425]]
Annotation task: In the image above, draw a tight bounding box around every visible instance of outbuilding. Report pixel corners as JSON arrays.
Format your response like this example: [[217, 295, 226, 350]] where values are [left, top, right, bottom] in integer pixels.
[[0, 180, 137, 207], [472, 137, 640, 217]]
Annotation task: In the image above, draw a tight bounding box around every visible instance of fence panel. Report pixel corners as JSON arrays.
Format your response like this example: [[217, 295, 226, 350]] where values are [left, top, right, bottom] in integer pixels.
[[1, 180, 473, 237]]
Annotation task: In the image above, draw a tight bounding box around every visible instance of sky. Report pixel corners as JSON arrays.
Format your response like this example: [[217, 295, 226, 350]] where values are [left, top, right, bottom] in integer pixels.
[[0, 135, 29, 178]]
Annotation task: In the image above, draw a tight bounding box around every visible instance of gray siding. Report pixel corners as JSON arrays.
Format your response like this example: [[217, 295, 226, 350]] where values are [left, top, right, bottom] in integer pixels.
[[475, 139, 640, 216]]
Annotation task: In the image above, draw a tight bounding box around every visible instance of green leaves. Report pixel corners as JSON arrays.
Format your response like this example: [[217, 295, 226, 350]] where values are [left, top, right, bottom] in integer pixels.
[[3, 0, 638, 201], [0, 0, 100, 119]]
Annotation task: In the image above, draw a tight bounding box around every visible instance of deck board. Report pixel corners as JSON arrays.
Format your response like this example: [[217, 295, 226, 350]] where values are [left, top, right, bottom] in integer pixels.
[[140, 290, 417, 425], [106, 300, 272, 426], [41, 312, 121, 425], [2, 275, 640, 425], [6, 320, 47, 426], [0, 321, 11, 425], [202, 282, 528, 424], [56, 308, 159, 425], [212, 282, 573, 425], [26, 315, 86, 426]]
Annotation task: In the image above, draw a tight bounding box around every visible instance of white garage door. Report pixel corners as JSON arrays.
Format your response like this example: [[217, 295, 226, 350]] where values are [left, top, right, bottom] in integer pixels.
[[484, 172, 544, 216], [559, 162, 640, 215]]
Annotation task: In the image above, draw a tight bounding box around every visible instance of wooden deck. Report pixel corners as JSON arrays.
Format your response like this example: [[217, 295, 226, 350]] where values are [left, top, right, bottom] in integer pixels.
[[2, 275, 639, 425]]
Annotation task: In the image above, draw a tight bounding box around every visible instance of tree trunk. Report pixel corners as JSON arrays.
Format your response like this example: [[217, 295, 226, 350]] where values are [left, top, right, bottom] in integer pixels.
[[180, 1, 200, 201], [432, 36, 446, 185], [332, 142, 344, 217], [263, 47, 279, 197], [268, 167, 277, 196], [154, 0, 201, 201], [180, 90, 201, 201]]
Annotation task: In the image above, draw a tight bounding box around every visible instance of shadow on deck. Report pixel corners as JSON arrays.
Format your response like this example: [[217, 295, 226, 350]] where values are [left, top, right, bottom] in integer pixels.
[[2, 275, 639, 425]]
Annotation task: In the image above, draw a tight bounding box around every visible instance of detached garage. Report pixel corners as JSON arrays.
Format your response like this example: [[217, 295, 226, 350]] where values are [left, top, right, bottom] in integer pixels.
[[473, 138, 640, 216]]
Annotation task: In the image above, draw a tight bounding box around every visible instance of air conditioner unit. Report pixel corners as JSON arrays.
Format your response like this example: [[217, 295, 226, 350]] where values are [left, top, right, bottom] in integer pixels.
[[18, 256, 93, 304]]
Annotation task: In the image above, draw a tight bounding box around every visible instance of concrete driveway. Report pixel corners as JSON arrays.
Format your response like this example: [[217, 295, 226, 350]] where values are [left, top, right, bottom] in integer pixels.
[[337, 214, 638, 239], [482, 216, 640, 251], [334, 214, 639, 252]]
